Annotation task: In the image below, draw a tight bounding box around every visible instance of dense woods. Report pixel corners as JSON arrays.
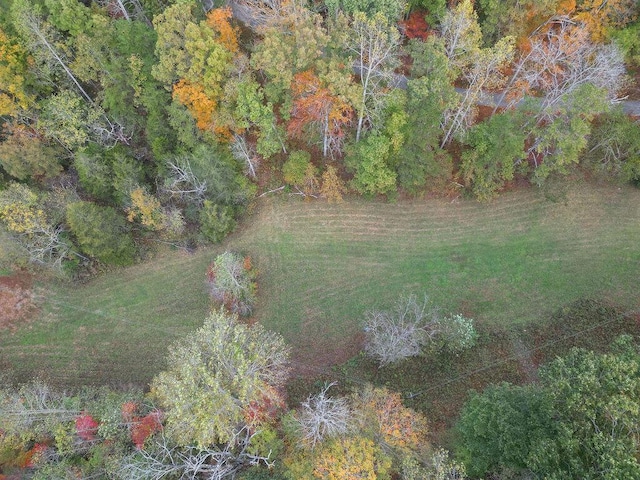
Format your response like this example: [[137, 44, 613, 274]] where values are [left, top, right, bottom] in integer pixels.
[[0, 0, 639, 273], [2, 0, 640, 478]]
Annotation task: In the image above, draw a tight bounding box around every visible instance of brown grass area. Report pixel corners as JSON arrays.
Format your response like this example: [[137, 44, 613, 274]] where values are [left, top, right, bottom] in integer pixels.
[[0, 272, 37, 331]]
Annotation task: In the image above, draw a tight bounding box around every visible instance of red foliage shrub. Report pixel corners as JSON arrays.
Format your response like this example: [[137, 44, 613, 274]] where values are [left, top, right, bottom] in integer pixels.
[[130, 411, 163, 450], [243, 386, 286, 429], [121, 401, 139, 422], [75, 413, 99, 441], [21, 443, 48, 468], [400, 11, 431, 40]]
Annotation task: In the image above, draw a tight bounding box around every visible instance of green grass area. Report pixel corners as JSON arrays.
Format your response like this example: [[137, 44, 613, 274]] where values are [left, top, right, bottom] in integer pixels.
[[240, 182, 640, 371], [0, 248, 215, 387], [1, 181, 639, 394]]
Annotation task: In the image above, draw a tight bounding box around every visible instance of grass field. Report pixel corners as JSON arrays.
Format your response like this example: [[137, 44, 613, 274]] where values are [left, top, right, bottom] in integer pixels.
[[1, 180, 639, 398]]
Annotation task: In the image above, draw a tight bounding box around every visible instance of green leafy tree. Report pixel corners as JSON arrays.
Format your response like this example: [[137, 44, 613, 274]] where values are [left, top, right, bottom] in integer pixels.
[[456, 337, 640, 479], [585, 109, 640, 183], [529, 83, 610, 181], [66, 201, 135, 265], [398, 38, 456, 194], [530, 339, 640, 479], [456, 383, 552, 477], [231, 76, 285, 159], [348, 133, 397, 196], [283, 150, 313, 186], [461, 111, 526, 200], [150, 309, 290, 448]]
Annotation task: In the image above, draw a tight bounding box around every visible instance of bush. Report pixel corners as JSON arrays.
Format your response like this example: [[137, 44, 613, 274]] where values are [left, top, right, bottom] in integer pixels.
[[207, 251, 256, 316]]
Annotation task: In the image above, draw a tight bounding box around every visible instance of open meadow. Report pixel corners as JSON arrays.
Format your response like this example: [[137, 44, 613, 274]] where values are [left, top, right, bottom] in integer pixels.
[[2, 181, 639, 434]]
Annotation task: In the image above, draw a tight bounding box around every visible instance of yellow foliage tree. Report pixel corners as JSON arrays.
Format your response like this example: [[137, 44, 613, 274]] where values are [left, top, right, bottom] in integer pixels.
[[313, 436, 392, 480], [572, 0, 638, 40], [320, 165, 347, 203], [126, 187, 166, 231], [0, 183, 45, 234], [351, 386, 429, 453], [0, 29, 33, 116]]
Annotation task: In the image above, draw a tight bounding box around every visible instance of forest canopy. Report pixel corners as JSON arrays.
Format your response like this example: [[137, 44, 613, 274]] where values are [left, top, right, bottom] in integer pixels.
[[0, 0, 638, 274]]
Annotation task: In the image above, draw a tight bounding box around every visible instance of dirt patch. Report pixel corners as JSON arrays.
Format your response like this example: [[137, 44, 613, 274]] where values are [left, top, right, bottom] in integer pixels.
[[0, 272, 37, 331]]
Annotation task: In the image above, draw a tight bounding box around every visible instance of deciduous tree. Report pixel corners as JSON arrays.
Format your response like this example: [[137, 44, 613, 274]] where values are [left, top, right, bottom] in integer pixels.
[[461, 111, 526, 200], [314, 436, 392, 480], [348, 12, 401, 142], [150, 309, 290, 448], [288, 70, 353, 158], [456, 336, 640, 479], [348, 133, 397, 196]]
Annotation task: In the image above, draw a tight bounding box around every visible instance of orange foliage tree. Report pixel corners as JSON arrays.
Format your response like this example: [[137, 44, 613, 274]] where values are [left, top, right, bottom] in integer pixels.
[[206, 7, 240, 54], [351, 386, 429, 453], [288, 70, 353, 158], [172, 79, 217, 131]]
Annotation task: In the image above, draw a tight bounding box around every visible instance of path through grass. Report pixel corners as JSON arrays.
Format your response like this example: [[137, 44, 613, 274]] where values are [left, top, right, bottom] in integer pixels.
[[1, 181, 639, 388]]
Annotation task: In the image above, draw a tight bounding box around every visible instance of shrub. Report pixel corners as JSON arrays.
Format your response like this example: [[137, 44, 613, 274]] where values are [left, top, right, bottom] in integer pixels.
[[207, 251, 256, 316]]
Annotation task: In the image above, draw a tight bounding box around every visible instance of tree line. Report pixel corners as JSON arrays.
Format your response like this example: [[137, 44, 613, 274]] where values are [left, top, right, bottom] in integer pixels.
[[1, 0, 639, 273], [3, 276, 640, 478]]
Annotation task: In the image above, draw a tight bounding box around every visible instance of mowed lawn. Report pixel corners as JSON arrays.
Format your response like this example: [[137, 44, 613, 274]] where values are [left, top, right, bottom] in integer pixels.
[[1, 181, 639, 388]]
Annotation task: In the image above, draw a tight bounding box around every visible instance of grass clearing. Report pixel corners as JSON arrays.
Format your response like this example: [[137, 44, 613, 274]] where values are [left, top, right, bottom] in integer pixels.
[[1, 181, 639, 397], [0, 248, 215, 387]]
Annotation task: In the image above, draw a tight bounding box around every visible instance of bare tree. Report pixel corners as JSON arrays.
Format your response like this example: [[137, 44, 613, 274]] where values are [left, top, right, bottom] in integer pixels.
[[363, 294, 476, 367], [347, 12, 401, 142], [439, 0, 482, 69], [0, 381, 79, 434], [296, 383, 351, 447], [439, 0, 515, 146], [231, 134, 260, 179], [162, 157, 208, 205], [364, 294, 440, 366], [440, 36, 514, 147], [504, 17, 626, 118], [228, 0, 284, 29], [97, 0, 151, 25], [118, 427, 274, 480]]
